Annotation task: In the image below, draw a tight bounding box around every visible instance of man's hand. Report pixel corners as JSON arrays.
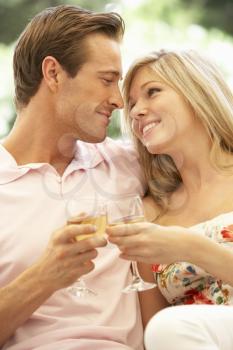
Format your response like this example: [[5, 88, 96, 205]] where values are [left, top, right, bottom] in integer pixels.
[[35, 221, 107, 292]]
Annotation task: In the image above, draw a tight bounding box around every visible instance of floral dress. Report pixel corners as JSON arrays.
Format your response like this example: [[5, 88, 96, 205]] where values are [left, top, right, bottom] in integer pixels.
[[153, 212, 233, 305]]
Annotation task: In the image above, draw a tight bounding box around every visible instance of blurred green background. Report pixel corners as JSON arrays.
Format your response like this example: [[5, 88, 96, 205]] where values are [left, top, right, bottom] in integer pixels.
[[0, 0, 233, 139]]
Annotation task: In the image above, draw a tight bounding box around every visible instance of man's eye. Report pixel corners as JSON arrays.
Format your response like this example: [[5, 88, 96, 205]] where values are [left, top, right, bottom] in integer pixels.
[[103, 78, 113, 84], [147, 88, 160, 96]]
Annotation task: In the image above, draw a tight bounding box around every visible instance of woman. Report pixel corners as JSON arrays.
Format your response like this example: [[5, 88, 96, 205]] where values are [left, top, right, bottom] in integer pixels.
[[107, 50, 233, 350]]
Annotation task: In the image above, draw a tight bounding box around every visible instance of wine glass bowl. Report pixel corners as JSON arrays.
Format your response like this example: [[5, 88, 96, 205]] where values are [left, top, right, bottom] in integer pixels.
[[66, 197, 107, 297], [106, 195, 156, 293]]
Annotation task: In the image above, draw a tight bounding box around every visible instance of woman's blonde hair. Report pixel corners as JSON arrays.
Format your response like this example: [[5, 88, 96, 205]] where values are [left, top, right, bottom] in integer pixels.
[[123, 50, 233, 212]]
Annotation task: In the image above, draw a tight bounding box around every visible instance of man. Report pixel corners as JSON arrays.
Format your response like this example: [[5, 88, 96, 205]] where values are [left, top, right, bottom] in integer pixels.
[[0, 5, 145, 350]]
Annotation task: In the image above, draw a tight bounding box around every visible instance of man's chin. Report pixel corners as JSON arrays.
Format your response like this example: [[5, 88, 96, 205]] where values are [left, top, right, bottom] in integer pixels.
[[78, 132, 107, 144]]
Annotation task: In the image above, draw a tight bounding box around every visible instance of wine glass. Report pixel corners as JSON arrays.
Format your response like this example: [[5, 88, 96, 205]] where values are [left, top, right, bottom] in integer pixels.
[[106, 195, 156, 293], [66, 197, 107, 297]]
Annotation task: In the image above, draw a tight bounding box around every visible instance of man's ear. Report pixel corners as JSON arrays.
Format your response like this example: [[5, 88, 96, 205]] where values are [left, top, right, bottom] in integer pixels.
[[41, 56, 63, 92]]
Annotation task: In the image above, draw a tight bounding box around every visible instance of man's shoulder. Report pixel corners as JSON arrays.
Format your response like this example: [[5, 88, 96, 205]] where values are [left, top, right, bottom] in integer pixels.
[[96, 137, 139, 161], [98, 138, 146, 195], [77, 137, 144, 180]]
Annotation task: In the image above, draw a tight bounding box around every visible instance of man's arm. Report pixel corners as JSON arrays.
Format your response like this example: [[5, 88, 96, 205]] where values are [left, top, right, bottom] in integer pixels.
[[0, 223, 106, 346], [0, 264, 54, 346]]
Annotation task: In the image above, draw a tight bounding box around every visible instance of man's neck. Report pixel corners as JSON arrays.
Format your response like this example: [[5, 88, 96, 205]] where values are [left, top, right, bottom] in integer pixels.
[[3, 115, 77, 176]]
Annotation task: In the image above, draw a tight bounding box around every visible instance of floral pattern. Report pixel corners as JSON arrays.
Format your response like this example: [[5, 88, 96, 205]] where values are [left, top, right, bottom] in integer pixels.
[[152, 212, 233, 306], [221, 225, 233, 241]]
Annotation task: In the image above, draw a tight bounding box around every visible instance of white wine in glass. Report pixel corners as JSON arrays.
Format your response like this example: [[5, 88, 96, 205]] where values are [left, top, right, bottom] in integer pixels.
[[75, 215, 107, 241], [66, 197, 106, 297]]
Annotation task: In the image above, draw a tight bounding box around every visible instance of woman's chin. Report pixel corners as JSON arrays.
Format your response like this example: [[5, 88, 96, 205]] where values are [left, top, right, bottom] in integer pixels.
[[144, 142, 161, 155], [145, 142, 169, 156]]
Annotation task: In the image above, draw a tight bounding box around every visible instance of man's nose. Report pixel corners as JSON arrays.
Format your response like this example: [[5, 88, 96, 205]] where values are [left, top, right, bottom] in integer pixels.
[[109, 88, 124, 109]]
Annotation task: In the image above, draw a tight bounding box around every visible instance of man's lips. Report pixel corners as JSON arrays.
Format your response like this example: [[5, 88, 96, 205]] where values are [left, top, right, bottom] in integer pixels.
[[99, 112, 111, 118], [97, 112, 111, 126], [97, 109, 113, 118]]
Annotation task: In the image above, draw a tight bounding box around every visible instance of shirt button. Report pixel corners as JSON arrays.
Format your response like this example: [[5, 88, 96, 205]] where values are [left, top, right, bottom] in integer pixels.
[[57, 177, 62, 183]]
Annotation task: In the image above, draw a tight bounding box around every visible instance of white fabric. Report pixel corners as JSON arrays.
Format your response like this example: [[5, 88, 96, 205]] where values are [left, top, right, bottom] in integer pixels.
[[144, 305, 233, 350]]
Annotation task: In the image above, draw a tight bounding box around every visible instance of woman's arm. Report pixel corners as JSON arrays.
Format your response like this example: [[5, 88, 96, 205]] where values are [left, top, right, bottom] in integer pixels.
[[138, 262, 169, 328], [107, 222, 233, 287], [186, 233, 233, 286]]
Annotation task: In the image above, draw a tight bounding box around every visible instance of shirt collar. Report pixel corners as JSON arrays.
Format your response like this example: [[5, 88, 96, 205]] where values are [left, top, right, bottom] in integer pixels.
[[0, 141, 104, 185], [73, 140, 104, 169]]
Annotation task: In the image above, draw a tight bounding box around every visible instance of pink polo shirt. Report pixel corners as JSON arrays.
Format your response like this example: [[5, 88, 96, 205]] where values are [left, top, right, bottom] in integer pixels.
[[0, 137, 145, 350]]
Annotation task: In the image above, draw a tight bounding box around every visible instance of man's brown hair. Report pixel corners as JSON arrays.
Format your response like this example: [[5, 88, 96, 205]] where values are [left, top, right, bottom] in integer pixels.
[[13, 5, 125, 110]]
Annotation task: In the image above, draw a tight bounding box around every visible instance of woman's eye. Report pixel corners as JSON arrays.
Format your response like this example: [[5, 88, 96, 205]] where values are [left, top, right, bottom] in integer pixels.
[[129, 103, 135, 111], [147, 88, 160, 96]]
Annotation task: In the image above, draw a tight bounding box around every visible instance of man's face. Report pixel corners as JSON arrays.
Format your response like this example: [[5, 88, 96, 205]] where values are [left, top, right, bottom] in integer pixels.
[[56, 33, 123, 143]]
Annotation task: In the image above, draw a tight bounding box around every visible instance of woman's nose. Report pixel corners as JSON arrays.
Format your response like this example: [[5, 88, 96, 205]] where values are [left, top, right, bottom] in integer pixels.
[[130, 102, 148, 120]]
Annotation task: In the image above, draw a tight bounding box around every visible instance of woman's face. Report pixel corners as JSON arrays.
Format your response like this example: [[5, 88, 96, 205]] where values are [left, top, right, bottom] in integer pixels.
[[128, 65, 201, 156]]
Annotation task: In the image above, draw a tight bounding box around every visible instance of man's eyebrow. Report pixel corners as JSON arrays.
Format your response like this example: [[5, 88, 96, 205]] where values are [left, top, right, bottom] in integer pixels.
[[97, 70, 123, 80]]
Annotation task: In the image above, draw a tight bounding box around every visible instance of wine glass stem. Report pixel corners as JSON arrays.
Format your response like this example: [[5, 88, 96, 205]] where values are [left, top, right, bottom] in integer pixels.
[[131, 261, 140, 279], [77, 278, 85, 287]]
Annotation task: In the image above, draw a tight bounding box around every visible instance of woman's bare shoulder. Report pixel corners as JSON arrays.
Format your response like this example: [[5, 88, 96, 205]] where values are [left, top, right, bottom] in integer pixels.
[[143, 196, 161, 222]]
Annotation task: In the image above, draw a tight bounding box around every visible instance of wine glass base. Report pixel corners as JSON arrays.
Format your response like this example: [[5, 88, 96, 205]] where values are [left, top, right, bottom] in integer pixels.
[[67, 285, 97, 298], [122, 278, 156, 293]]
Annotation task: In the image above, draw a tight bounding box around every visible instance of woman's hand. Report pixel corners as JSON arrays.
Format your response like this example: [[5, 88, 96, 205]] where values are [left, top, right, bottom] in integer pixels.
[[106, 222, 191, 265]]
